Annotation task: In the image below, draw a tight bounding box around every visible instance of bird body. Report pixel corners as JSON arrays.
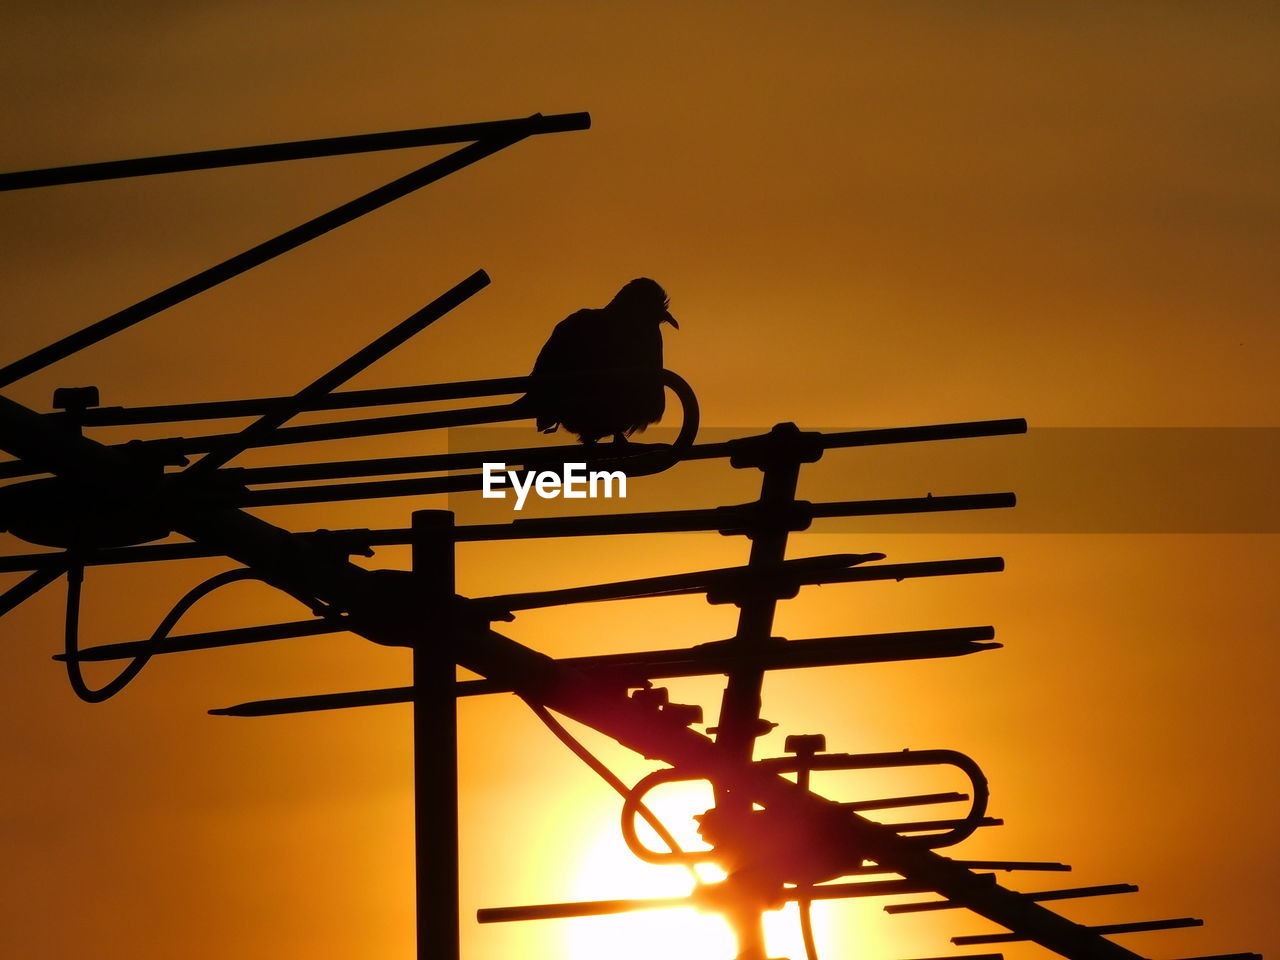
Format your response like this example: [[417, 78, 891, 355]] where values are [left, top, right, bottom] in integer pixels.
[[525, 278, 678, 444]]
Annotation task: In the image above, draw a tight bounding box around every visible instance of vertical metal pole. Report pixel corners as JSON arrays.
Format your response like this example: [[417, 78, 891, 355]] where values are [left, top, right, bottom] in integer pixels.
[[715, 459, 800, 759], [712, 438, 803, 960], [411, 509, 459, 960]]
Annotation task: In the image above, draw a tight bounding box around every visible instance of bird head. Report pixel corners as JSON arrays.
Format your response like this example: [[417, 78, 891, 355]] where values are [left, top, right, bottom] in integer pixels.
[[610, 277, 679, 329]]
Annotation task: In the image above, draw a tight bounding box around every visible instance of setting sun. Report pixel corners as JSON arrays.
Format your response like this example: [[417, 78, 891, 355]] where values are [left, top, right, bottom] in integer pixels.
[[551, 778, 843, 960], [563, 837, 736, 960]]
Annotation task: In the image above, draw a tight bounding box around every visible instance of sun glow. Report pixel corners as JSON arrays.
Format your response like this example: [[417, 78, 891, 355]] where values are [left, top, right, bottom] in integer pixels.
[[561, 783, 835, 960], [562, 845, 735, 960]]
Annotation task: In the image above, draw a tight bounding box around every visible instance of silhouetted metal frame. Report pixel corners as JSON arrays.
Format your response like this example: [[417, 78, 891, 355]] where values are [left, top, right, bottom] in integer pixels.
[[411, 511, 461, 960], [0, 113, 592, 192], [0, 491, 1016, 573], [0, 367, 698, 487], [708, 423, 810, 958], [184, 271, 492, 476], [0, 110, 1209, 960], [66, 622, 999, 679], [0, 112, 589, 389], [0, 393, 1170, 960]]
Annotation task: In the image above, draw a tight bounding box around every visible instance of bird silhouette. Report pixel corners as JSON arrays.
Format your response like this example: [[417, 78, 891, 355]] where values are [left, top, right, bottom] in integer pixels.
[[524, 278, 678, 444]]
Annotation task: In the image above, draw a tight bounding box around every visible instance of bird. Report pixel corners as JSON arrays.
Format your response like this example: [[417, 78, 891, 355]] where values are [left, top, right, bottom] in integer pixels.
[[524, 278, 679, 445]]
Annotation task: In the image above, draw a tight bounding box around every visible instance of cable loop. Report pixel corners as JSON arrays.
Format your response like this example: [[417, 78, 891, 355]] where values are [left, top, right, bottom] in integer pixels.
[[63, 566, 259, 703], [522, 699, 700, 883]]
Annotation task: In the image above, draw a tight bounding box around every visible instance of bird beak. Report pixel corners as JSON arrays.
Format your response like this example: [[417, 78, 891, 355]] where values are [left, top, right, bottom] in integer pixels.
[[663, 312, 679, 329]]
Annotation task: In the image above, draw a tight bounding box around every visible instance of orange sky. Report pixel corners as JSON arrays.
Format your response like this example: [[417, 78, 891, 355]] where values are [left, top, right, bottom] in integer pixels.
[[1, 4, 1277, 960]]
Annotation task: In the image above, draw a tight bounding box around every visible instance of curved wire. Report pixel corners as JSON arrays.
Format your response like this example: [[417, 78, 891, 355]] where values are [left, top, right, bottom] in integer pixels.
[[521, 698, 700, 883], [63, 565, 260, 703], [795, 767, 820, 960], [620, 767, 715, 866], [554, 369, 701, 481], [663, 368, 700, 454], [798, 895, 819, 960], [755, 748, 989, 850]]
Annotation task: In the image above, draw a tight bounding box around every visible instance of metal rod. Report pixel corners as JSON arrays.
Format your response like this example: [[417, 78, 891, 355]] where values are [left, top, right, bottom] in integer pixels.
[[209, 644, 996, 715], [0, 128, 530, 389], [245, 418, 1030, 479], [478, 879, 933, 924], [411, 510, 459, 960], [1084, 918, 1204, 935], [846, 792, 970, 812], [715, 426, 806, 960], [0, 112, 591, 191], [803, 557, 1004, 588], [209, 686, 413, 717], [469, 553, 887, 614], [0, 562, 67, 618], [809, 492, 1017, 520], [0, 416, 1025, 482], [794, 733, 821, 960], [0, 541, 211, 572], [177, 401, 524, 461], [187, 272, 489, 475], [887, 883, 1138, 914], [891, 817, 1002, 833], [478, 894, 695, 923], [243, 478, 1009, 513], [67, 376, 530, 427], [54, 617, 347, 662], [241, 483, 1009, 523], [232, 455, 1018, 514], [953, 917, 1202, 945], [1020, 883, 1139, 903], [0, 491, 1016, 570], [0, 420, 559, 482], [220, 440, 622, 486], [473, 625, 997, 687], [789, 880, 930, 901], [219, 464, 1008, 521], [466, 556, 1001, 616], [206, 627, 999, 714], [819, 419, 1027, 449], [680, 419, 1028, 463]]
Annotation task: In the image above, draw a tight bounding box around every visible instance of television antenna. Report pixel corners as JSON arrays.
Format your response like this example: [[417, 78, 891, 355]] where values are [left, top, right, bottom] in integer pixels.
[[0, 112, 1259, 960]]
